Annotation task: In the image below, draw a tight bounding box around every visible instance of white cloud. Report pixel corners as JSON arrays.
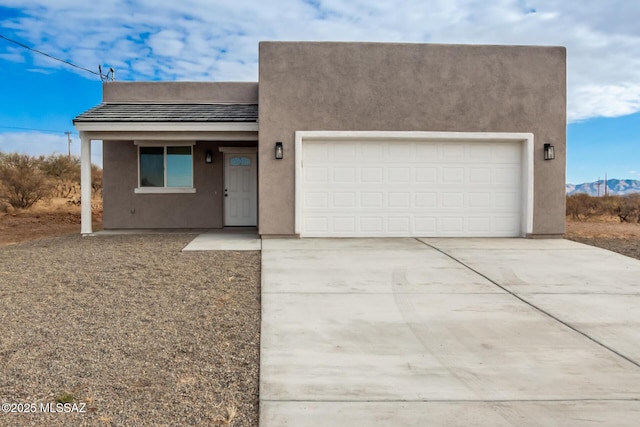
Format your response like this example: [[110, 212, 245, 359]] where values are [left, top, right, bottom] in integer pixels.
[[0, 132, 103, 167], [571, 84, 640, 122], [1, 0, 640, 121], [148, 30, 186, 57]]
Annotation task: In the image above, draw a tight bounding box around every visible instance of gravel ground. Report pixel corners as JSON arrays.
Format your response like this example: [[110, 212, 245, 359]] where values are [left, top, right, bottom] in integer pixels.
[[565, 236, 640, 261], [0, 234, 260, 427], [565, 219, 640, 261]]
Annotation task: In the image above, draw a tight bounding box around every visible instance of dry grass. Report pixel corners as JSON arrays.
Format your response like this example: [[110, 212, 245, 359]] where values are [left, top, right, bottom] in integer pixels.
[[0, 234, 260, 426], [213, 405, 238, 425]]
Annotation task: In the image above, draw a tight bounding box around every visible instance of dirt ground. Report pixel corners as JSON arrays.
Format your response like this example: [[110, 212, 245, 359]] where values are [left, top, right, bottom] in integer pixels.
[[564, 216, 640, 261], [0, 198, 103, 246]]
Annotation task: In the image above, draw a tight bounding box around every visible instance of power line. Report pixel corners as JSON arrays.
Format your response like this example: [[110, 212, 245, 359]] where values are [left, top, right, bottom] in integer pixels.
[[0, 125, 76, 134], [0, 33, 100, 77]]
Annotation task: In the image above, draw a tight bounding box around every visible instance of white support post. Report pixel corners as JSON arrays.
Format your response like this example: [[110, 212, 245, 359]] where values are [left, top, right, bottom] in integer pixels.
[[80, 133, 93, 235]]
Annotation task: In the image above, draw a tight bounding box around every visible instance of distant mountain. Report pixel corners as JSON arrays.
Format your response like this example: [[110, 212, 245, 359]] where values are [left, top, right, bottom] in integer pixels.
[[566, 179, 640, 196]]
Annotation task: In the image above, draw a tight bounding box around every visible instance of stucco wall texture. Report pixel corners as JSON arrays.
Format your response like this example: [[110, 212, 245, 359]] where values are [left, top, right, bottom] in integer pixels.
[[103, 141, 221, 229], [103, 81, 259, 103], [258, 42, 566, 237]]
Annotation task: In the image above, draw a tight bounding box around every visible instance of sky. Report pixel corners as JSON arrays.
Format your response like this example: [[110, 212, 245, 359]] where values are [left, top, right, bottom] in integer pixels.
[[0, 0, 638, 184]]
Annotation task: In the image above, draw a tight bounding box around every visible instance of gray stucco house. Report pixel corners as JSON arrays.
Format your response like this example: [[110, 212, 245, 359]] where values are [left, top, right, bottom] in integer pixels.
[[74, 41, 566, 238]]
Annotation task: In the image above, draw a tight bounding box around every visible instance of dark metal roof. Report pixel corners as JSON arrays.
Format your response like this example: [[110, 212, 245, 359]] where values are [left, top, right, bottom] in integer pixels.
[[73, 103, 258, 123]]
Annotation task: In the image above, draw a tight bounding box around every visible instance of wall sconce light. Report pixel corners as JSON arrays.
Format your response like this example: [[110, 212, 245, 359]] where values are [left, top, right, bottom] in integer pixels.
[[275, 142, 283, 160], [543, 143, 555, 160], [205, 150, 213, 163]]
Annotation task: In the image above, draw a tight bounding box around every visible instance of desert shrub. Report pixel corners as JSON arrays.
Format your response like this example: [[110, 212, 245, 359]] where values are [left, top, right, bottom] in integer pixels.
[[567, 193, 640, 222], [37, 154, 81, 181], [598, 195, 623, 215], [616, 193, 640, 223], [91, 163, 103, 196], [0, 153, 52, 209], [566, 193, 600, 221], [37, 154, 81, 198]]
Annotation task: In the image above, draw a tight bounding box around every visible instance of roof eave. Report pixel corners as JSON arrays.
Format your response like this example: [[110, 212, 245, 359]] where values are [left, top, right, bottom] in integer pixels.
[[73, 121, 259, 133]]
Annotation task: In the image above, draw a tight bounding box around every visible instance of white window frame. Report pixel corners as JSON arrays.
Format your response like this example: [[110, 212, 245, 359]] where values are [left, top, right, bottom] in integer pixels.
[[134, 141, 196, 194]]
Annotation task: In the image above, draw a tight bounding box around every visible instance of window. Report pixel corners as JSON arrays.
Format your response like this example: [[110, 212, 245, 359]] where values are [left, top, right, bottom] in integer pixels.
[[136, 143, 195, 193], [166, 146, 192, 187], [229, 156, 251, 166], [139, 147, 164, 187]]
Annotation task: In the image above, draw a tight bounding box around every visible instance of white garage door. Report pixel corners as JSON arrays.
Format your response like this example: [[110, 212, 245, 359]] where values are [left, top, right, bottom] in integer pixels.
[[299, 139, 523, 237]]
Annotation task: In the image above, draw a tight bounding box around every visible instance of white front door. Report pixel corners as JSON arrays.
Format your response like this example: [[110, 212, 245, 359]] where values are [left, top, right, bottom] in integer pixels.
[[224, 152, 257, 226]]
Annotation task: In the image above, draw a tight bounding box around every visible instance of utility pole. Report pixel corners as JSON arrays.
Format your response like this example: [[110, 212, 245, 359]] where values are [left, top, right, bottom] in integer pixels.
[[65, 132, 72, 158]]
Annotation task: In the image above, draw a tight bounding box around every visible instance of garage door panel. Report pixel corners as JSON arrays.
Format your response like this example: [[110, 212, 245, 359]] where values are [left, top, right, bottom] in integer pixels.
[[388, 143, 412, 158], [304, 217, 328, 233], [495, 167, 520, 185], [468, 193, 491, 208], [469, 144, 493, 161], [332, 192, 356, 208], [416, 167, 437, 182], [304, 143, 329, 160], [304, 192, 328, 208], [333, 217, 356, 232], [494, 144, 522, 162], [443, 167, 465, 183], [442, 193, 464, 208], [360, 192, 384, 208], [495, 217, 520, 233], [441, 217, 464, 233], [361, 167, 383, 182], [468, 217, 492, 233], [469, 167, 492, 184], [415, 192, 437, 208], [332, 143, 357, 159], [388, 217, 410, 233], [415, 144, 438, 158], [389, 167, 411, 182], [388, 192, 411, 208], [414, 217, 437, 233], [360, 217, 384, 233], [495, 192, 520, 209], [301, 140, 522, 237], [333, 168, 356, 183], [304, 167, 328, 182], [360, 143, 384, 158], [441, 144, 466, 160]]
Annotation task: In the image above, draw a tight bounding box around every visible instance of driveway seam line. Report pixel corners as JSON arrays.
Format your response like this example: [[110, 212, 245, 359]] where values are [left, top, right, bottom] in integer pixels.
[[417, 239, 640, 370]]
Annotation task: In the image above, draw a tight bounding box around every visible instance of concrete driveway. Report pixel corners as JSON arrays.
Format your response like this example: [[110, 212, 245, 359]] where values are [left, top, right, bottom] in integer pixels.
[[260, 238, 640, 426]]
